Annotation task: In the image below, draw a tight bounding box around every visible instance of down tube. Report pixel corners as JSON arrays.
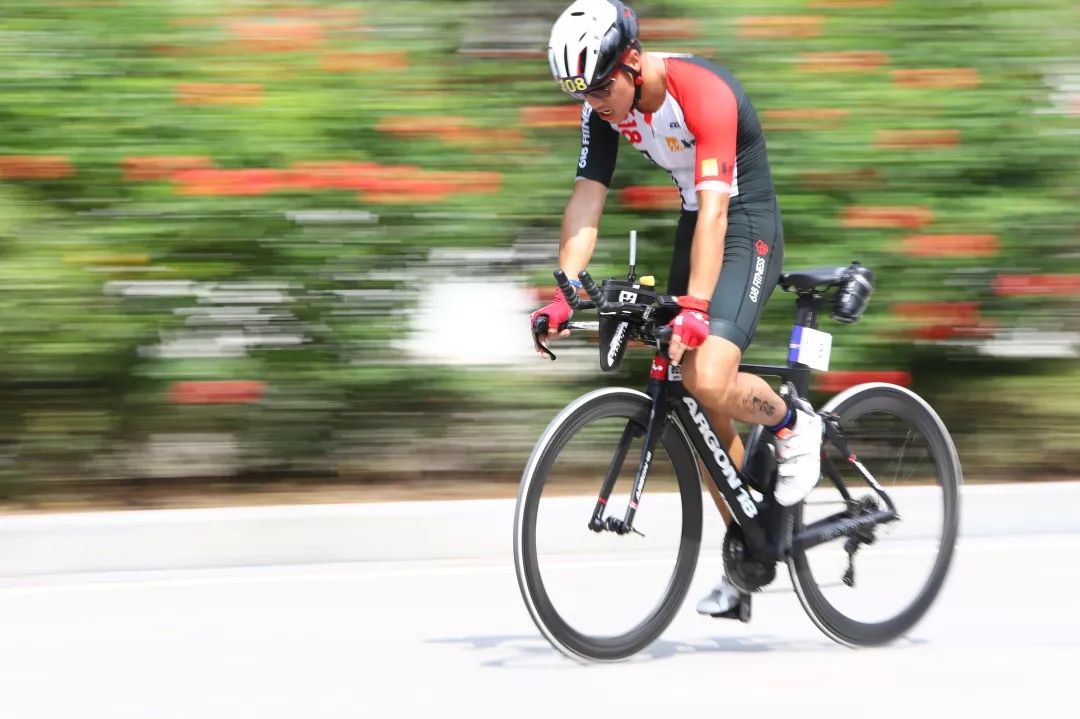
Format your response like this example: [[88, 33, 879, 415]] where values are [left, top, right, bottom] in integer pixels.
[[667, 381, 776, 558]]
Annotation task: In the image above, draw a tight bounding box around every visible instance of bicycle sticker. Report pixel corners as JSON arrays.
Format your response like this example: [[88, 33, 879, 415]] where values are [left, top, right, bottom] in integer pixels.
[[650, 356, 669, 379]]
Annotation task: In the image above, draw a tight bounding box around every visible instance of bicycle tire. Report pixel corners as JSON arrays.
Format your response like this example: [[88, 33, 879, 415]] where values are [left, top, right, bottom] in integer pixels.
[[513, 388, 703, 662], [787, 382, 961, 647]]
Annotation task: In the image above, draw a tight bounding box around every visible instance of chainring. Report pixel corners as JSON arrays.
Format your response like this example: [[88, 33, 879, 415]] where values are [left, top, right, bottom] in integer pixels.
[[722, 523, 777, 593]]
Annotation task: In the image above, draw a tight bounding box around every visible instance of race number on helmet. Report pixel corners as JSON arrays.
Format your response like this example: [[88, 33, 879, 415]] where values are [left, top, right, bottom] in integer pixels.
[[548, 0, 639, 96]]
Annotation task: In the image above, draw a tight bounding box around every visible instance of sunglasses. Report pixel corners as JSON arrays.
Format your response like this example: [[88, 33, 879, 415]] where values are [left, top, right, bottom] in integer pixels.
[[561, 75, 617, 101]]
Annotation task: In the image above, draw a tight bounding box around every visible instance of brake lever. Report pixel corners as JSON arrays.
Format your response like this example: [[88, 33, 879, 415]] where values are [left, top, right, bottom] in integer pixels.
[[532, 315, 557, 361]]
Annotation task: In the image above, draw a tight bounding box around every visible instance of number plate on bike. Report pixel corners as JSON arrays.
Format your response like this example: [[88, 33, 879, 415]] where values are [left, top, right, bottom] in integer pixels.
[[789, 325, 832, 371]]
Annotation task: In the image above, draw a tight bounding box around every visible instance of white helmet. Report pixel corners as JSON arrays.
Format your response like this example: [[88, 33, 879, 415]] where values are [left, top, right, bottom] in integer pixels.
[[548, 0, 640, 98]]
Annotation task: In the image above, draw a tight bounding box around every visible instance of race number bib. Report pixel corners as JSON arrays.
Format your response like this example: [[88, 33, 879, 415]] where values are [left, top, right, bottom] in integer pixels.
[[788, 325, 832, 371]]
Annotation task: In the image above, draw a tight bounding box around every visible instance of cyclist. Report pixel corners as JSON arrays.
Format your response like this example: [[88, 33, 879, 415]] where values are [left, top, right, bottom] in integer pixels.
[[531, 0, 824, 620]]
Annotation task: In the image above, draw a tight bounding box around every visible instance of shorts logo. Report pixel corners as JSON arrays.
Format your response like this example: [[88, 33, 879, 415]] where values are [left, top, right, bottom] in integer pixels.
[[701, 158, 718, 177], [749, 255, 767, 304], [755, 239, 769, 256]]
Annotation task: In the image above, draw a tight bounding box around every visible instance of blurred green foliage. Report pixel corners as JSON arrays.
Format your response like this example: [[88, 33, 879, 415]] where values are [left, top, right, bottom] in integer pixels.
[[0, 0, 1077, 499]]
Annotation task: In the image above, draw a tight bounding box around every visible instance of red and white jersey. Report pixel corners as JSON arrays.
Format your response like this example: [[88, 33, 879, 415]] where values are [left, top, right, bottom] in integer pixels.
[[576, 53, 776, 211]]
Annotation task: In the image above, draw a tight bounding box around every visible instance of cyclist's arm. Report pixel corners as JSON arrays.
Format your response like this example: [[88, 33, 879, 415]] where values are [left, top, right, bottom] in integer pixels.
[[560, 104, 619, 277], [687, 189, 729, 301], [559, 178, 607, 278], [666, 59, 739, 302]]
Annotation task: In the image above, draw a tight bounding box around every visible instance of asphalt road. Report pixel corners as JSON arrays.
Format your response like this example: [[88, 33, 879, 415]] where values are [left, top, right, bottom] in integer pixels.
[[0, 486, 1077, 719]]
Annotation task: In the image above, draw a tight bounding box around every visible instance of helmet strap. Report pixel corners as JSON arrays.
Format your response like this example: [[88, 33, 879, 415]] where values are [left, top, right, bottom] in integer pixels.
[[620, 64, 643, 110]]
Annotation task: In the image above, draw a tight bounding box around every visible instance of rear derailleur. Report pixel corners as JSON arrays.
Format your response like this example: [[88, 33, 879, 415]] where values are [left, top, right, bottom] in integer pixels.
[[842, 495, 880, 587]]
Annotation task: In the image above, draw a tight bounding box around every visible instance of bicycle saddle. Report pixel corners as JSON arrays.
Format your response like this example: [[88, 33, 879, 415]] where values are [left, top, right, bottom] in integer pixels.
[[778, 266, 847, 293]]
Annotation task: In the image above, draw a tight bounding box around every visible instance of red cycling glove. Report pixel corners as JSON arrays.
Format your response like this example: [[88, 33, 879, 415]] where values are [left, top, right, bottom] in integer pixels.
[[669, 295, 710, 349], [530, 287, 573, 334]]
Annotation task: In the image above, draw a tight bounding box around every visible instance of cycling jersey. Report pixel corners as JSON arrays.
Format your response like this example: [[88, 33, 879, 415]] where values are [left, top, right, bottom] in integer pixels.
[[575, 54, 776, 210], [574, 53, 783, 349]]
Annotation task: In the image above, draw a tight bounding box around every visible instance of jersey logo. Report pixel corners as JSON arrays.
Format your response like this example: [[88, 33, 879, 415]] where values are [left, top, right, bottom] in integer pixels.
[[665, 136, 682, 152], [617, 118, 642, 145]]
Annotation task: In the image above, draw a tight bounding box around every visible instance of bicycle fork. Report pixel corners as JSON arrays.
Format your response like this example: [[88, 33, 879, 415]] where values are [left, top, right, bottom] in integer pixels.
[[587, 382, 668, 537]]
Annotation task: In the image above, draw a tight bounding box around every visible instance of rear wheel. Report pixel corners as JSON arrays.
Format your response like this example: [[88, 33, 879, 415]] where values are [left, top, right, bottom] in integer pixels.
[[788, 383, 961, 646], [513, 388, 702, 662]]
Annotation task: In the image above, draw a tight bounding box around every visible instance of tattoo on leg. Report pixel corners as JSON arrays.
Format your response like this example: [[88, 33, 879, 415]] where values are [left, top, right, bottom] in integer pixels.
[[751, 395, 777, 418], [735, 385, 779, 419]]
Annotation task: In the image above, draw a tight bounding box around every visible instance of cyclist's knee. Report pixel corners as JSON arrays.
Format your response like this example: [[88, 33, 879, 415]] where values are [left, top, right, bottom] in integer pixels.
[[684, 340, 740, 406]]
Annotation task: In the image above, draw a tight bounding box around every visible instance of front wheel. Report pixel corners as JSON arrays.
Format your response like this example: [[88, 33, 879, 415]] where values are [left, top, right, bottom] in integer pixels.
[[788, 383, 961, 647], [513, 388, 703, 662]]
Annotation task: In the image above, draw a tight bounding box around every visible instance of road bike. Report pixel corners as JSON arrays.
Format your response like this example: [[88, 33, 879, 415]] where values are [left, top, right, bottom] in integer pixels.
[[514, 246, 961, 662]]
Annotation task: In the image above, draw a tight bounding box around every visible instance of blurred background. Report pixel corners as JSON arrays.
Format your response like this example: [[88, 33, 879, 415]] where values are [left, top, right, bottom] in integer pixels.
[[0, 0, 1076, 510]]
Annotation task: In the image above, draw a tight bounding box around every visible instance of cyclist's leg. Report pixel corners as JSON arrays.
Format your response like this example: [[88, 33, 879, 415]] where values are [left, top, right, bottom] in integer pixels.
[[680, 200, 797, 616], [685, 337, 784, 426], [669, 204, 788, 515], [672, 200, 787, 427], [694, 199, 821, 506], [667, 210, 740, 526], [695, 199, 786, 421]]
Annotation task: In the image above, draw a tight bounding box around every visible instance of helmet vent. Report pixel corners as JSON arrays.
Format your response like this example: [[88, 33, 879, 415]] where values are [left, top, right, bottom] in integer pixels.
[[570, 11, 584, 16], [577, 48, 587, 74]]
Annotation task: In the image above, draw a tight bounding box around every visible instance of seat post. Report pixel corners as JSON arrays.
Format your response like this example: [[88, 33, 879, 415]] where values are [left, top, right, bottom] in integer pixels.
[[795, 292, 822, 330], [783, 292, 824, 395]]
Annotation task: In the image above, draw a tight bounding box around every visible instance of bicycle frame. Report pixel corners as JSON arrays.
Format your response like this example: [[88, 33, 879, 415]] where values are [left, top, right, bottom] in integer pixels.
[[585, 292, 899, 562]]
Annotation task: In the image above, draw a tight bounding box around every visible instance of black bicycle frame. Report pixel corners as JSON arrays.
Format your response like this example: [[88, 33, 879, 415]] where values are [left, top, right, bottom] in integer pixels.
[[586, 290, 899, 561]]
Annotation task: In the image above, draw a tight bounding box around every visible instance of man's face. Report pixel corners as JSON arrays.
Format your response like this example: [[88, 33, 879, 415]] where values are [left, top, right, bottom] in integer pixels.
[[583, 50, 640, 125]]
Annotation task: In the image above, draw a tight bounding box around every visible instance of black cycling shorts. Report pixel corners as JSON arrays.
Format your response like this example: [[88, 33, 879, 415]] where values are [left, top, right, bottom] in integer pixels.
[[665, 199, 784, 351]]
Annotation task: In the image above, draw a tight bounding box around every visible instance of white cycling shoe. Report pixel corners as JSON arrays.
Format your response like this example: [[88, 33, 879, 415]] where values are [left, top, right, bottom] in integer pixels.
[[773, 408, 824, 507], [695, 576, 751, 621]]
